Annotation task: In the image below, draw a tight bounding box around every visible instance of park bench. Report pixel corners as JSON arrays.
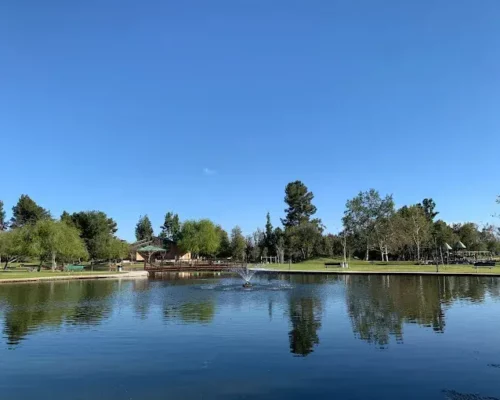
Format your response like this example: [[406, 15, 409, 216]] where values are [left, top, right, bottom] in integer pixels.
[[474, 262, 496, 270], [325, 262, 342, 268], [65, 265, 85, 272]]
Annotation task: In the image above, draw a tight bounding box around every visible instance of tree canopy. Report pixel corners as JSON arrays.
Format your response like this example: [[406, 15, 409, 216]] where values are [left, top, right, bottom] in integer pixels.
[[281, 181, 318, 227], [135, 215, 154, 241], [159, 212, 181, 242], [178, 219, 220, 257], [10, 195, 51, 228], [0, 200, 6, 231]]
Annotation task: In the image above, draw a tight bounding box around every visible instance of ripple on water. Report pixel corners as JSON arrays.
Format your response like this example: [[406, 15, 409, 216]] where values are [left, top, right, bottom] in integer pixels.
[[443, 390, 500, 400]]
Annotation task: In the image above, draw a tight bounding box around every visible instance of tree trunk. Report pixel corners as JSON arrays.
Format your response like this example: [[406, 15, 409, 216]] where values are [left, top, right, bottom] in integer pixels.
[[365, 242, 369, 261], [416, 243, 420, 261], [3, 259, 9, 270], [51, 252, 57, 271]]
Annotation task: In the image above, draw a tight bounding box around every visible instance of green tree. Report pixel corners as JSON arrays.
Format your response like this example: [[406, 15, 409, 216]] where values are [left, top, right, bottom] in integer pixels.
[[433, 220, 458, 248], [216, 225, 231, 258], [230, 226, 246, 261], [25, 220, 88, 270], [10, 195, 51, 228], [159, 212, 181, 242], [343, 189, 394, 261], [394, 205, 431, 261], [135, 215, 154, 241], [107, 237, 129, 262], [66, 211, 118, 261], [274, 227, 285, 263], [264, 212, 275, 255], [281, 181, 318, 227], [60, 211, 74, 226], [178, 219, 220, 257], [0, 200, 7, 231], [453, 223, 482, 250], [419, 198, 439, 221], [286, 222, 323, 260], [0, 229, 24, 269]]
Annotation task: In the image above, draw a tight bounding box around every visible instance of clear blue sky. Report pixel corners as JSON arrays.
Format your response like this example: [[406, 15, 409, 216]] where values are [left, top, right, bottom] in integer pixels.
[[1, 0, 499, 241]]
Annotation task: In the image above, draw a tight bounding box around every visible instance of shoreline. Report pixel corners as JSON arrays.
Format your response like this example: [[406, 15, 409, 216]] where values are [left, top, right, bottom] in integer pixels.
[[0, 270, 149, 284], [254, 268, 500, 277]]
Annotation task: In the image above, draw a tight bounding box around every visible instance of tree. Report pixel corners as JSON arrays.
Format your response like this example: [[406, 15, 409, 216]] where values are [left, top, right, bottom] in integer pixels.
[[107, 238, 129, 262], [419, 198, 439, 221], [135, 215, 154, 241], [177, 219, 220, 257], [396, 205, 431, 261], [65, 211, 118, 261], [26, 220, 88, 270], [433, 220, 458, 248], [281, 181, 318, 227], [343, 189, 394, 261], [0, 200, 7, 231], [216, 226, 231, 258], [274, 227, 285, 264], [264, 212, 275, 255], [230, 226, 246, 261], [10, 195, 50, 228], [286, 222, 323, 260], [159, 212, 181, 242], [453, 223, 482, 250], [0, 229, 24, 269]]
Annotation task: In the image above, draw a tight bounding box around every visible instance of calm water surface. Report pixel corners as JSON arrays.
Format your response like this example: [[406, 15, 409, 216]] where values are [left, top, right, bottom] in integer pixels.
[[1, 273, 500, 400]]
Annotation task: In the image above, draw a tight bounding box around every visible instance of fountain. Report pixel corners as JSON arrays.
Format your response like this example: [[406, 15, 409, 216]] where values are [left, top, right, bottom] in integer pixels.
[[231, 265, 258, 288]]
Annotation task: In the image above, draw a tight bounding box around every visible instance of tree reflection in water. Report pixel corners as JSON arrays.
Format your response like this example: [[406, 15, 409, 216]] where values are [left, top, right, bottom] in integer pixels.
[[0, 280, 116, 346], [345, 275, 500, 347]]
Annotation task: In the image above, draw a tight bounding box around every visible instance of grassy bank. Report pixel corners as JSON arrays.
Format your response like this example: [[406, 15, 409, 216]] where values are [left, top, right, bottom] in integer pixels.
[[0, 270, 121, 281], [261, 258, 500, 274]]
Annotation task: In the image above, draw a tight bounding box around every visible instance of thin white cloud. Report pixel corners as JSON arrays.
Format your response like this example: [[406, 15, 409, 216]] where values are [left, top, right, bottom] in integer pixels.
[[203, 167, 216, 175]]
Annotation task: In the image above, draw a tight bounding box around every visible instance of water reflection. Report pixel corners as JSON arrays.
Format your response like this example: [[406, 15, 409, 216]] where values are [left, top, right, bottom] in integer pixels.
[[288, 296, 322, 356], [344, 275, 500, 347], [1, 274, 500, 352], [0, 281, 116, 346]]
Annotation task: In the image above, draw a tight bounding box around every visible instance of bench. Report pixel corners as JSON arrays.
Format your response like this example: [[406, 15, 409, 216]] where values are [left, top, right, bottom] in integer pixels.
[[325, 262, 343, 268], [474, 262, 496, 270], [65, 265, 85, 272]]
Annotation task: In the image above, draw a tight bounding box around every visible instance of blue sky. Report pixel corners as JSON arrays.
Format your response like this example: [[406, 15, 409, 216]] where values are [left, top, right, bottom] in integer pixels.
[[1, 0, 499, 241]]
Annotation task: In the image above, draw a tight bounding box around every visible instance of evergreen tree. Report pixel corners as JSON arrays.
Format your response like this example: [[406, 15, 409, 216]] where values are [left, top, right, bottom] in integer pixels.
[[135, 215, 154, 241]]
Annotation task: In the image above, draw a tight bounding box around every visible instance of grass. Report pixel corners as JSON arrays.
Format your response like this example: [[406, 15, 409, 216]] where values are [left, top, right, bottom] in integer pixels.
[[261, 258, 500, 275], [0, 270, 121, 280]]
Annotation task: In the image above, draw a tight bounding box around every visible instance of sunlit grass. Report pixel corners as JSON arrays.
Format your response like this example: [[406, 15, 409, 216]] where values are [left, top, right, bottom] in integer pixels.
[[262, 258, 500, 274]]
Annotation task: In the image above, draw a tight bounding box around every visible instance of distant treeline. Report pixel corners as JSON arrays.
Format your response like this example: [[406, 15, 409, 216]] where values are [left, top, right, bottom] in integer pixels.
[[1, 187, 499, 268]]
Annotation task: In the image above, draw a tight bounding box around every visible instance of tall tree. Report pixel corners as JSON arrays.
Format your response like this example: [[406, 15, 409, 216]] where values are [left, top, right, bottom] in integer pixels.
[[274, 227, 285, 264], [264, 212, 275, 255], [453, 223, 482, 250], [0, 200, 7, 231], [177, 219, 220, 257], [25, 220, 88, 270], [135, 215, 154, 241], [286, 222, 323, 260], [281, 181, 318, 227], [395, 205, 431, 261], [419, 198, 439, 221], [230, 226, 246, 261], [215, 225, 231, 258], [66, 211, 118, 261], [343, 189, 394, 261], [159, 212, 181, 242], [0, 229, 23, 269], [10, 195, 50, 228]]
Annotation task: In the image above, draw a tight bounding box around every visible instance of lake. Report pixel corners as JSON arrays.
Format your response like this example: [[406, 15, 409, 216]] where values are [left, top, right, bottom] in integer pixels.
[[1, 273, 500, 400]]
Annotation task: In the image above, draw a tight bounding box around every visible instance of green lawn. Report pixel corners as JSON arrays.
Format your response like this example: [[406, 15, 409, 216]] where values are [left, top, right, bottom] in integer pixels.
[[261, 258, 500, 274], [0, 270, 121, 280]]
